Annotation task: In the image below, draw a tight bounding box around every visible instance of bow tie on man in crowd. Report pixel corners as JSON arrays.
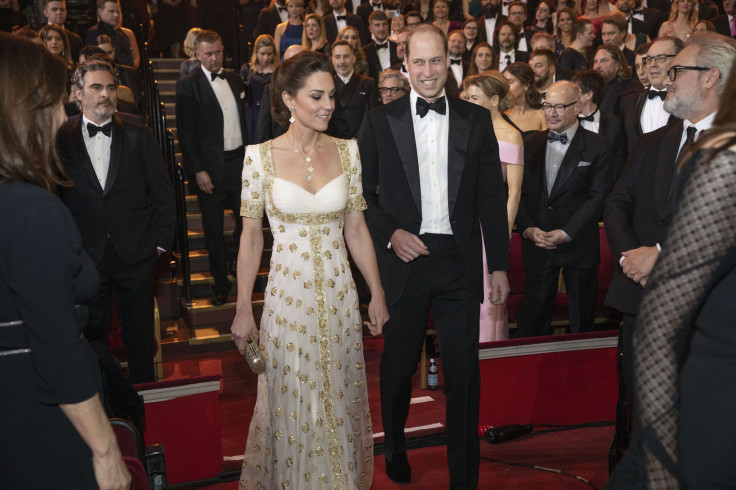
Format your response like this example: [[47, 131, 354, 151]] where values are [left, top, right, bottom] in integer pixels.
[[450, 58, 462, 65], [416, 96, 446, 118], [647, 90, 667, 101], [211, 71, 226, 81], [372, 1, 382, 8], [336, 14, 347, 20], [375, 42, 388, 50], [88, 122, 112, 137], [547, 131, 569, 144]]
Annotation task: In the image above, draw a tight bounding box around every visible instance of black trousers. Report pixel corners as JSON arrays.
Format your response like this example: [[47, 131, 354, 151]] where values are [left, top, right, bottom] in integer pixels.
[[196, 148, 244, 295], [85, 241, 157, 384], [517, 262, 598, 337], [380, 234, 481, 489]]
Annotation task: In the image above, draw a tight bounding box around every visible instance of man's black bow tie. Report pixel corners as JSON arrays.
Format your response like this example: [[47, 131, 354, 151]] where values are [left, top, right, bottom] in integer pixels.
[[87, 122, 112, 137], [450, 58, 462, 65], [648, 90, 667, 101], [278, 6, 287, 13], [578, 112, 596, 122], [375, 42, 387, 50], [632, 8, 643, 15], [211, 71, 226, 81], [372, 2, 382, 8], [336, 14, 347, 20], [503, 1, 512, 6], [547, 131, 568, 144], [416, 96, 446, 117]]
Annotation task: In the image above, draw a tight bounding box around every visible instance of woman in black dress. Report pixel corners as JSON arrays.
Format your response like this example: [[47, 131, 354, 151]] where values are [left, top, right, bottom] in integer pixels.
[[0, 33, 130, 490]]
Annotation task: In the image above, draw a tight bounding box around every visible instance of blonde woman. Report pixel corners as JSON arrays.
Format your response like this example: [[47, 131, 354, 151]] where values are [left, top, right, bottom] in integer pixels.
[[179, 27, 202, 78], [338, 25, 369, 76], [240, 34, 277, 137], [274, 0, 305, 59], [464, 72, 524, 342], [302, 13, 327, 53], [658, 0, 699, 40]]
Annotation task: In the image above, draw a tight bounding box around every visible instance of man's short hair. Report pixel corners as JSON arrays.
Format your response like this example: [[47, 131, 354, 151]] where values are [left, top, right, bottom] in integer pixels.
[[71, 60, 118, 110], [684, 32, 736, 96], [530, 48, 556, 65], [195, 30, 222, 49], [572, 18, 593, 38], [405, 24, 447, 61], [368, 9, 388, 24], [571, 69, 606, 105], [43, 0, 65, 6], [97, 0, 117, 9], [331, 39, 353, 52], [509, 1, 527, 15], [650, 35, 686, 55], [600, 12, 627, 33], [79, 44, 106, 60], [531, 32, 556, 51], [448, 29, 466, 43]]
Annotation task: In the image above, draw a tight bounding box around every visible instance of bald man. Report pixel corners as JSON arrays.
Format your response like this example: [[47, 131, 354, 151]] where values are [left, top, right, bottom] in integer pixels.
[[516, 81, 615, 337]]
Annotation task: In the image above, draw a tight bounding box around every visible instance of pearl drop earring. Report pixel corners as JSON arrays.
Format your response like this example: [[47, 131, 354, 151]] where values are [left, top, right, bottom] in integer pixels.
[[289, 107, 296, 124]]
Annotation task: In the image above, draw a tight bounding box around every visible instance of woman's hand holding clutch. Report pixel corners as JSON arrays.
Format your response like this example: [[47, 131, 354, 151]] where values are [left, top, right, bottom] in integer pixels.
[[231, 309, 259, 355], [364, 290, 389, 336]]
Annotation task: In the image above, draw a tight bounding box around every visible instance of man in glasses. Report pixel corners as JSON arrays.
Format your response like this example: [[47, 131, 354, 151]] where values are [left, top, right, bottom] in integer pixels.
[[516, 80, 615, 337], [619, 36, 684, 159], [604, 32, 736, 457]]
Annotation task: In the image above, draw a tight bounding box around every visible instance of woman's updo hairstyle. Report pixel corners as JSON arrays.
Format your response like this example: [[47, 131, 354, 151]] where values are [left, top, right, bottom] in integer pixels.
[[271, 50, 332, 127], [463, 72, 515, 111]]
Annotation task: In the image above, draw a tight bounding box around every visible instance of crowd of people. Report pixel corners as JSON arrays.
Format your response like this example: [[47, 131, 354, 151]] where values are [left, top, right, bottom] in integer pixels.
[[2, 0, 736, 488]]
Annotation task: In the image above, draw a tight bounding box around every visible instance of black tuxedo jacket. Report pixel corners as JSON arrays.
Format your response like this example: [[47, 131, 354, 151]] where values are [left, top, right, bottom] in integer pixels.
[[255, 4, 284, 37], [323, 12, 369, 44], [57, 114, 175, 266], [333, 73, 379, 137], [555, 65, 575, 81], [600, 77, 642, 116], [64, 26, 83, 62], [358, 94, 510, 304], [618, 89, 679, 158], [630, 15, 654, 38], [712, 14, 735, 37], [364, 39, 400, 81], [475, 13, 508, 43], [356, 1, 380, 30], [604, 121, 683, 314], [175, 69, 248, 184], [516, 127, 614, 269]]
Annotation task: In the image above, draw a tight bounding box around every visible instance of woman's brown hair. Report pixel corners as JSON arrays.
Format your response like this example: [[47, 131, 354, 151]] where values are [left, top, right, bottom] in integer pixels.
[[271, 50, 333, 127]]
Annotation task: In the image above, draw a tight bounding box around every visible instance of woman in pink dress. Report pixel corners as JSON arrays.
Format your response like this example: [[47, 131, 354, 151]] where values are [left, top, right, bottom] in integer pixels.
[[463, 72, 523, 342]]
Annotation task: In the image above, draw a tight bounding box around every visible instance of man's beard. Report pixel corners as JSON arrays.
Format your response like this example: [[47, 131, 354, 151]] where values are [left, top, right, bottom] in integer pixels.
[[535, 73, 550, 88], [663, 91, 699, 120], [482, 3, 499, 17]]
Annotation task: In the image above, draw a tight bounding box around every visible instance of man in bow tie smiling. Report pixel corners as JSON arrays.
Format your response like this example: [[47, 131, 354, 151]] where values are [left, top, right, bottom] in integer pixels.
[[57, 61, 175, 383], [516, 80, 614, 337], [358, 24, 509, 488], [363, 10, 399, 82]]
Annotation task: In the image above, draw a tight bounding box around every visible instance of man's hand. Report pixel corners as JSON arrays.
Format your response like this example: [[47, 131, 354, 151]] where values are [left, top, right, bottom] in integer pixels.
[[389, 229, 430, 263], [621, 246, 659, 286], [540, 229, 568, 246], [195, 171, 214, 194], [488, 270, 510, 304], [524, 227, 557, 249]]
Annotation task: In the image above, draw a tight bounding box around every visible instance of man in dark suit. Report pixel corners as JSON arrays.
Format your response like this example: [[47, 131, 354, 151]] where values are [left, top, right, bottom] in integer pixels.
[[495, 21, 529, 71], [254, 0, 288, 37], [324, 0, 368, 44], [331, 40, 378, 137], [363, 10, 399, 82], [358, 25, 510, 488], [594, 45, 642, 115], [447, 29, 469, 86], [508, 1, 533, 52], [475, 0, 507, 43], [58, 61, 175, 383], [604, 32, 733, 413], [43, 0, 82, 62], [614, 0, 658, 38], [711, 0, 735, 37], [85, 0, 138, 68], [618, 36, 683, 158], [357, 0, 383, 31], [516, 81, 614, 337], [600, 14, 636, 68], [176, 30, 248, 306], [530, 48, 571, 94]]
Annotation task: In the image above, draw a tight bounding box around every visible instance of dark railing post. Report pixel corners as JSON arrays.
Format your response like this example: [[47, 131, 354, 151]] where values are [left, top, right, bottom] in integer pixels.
[[175, 163, 193, 306]]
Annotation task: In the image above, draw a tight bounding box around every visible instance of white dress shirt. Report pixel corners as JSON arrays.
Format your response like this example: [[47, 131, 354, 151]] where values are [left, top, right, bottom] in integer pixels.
[[277, 3, 289, 22], [333, 10, 348, 31], [677, 112, 716, 160], [201, 66, 243, 151], [545, 121, 579, 196], [484, 17, 497, 41], [578, 108, 600, 134], [337, 71, 353, 85], [410, 89, 452, 235], [498, 50, 515, 71], [82, 115, 113, 189], [517, 34, 528, 53], [640, 88, 670, 134], [449, 57, 464, 85], [373, 36, 391, 70]]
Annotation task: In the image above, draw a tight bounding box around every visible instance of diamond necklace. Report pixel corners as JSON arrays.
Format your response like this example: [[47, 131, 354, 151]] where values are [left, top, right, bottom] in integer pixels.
[[288, 133, 322, 182]]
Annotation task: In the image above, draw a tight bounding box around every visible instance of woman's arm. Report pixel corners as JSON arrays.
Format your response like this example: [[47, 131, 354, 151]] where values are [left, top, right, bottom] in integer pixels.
[[506, 163, 523, 235], [60, 394, 131, 490], [274, 22, 286, 58], [343, 211, 389, 335], [231, 217, 265, 353], [462, 0, 474, 21]]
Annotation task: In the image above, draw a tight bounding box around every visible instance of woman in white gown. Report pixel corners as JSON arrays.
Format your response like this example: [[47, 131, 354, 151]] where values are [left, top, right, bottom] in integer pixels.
[[231, 51, 389, 490]]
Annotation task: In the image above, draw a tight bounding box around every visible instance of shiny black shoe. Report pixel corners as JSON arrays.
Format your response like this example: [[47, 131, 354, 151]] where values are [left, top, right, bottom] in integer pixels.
[[385, 453, 411, 485], [211, 292, 229, 306]]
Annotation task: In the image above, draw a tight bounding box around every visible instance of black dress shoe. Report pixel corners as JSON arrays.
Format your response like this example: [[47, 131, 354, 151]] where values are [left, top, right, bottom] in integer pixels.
[[385, 453, 411, 485], [212, 292, 228, 306]]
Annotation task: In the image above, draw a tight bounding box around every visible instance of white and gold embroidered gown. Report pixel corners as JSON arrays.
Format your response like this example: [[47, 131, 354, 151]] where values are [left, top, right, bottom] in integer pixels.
[[239, 138, 374, 489]]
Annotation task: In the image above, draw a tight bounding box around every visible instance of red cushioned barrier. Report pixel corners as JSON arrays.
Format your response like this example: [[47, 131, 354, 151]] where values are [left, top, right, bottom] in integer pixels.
[[478, 330, 618, 428], [135, 376, 222, 484]]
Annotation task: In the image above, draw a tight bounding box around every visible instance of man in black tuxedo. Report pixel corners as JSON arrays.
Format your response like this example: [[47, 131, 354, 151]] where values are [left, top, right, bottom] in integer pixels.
[[600, 14, 637, 68], [176, 30, 248, 306], [475, 0, 507, 42], [43, 0, 82, 62], [58, 61, 175, 383], [363, 10, 399, 82], [618, 36, 683, 157], [254, 0, 289, 37], [530, 48, 572, 94], [85, 0, 138, 68], [711, 0, 735, 37], [593, 45, 642, 115], [357, 0, 383, 31], [358, 25, 510, 488], [331, 40, 379, 136], [447, 29, 469, 86], [495, 21, 529, 71], [516, 81, 614, 337], [323, 0, 368, 44], [508, 2, 534, 52], [614, 0, 658, 38], [604, 32, 734, 409]]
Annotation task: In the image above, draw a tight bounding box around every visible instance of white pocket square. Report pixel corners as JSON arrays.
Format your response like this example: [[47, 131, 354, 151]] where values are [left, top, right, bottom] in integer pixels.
[[578, 161, 592, 167], [240, 91, 246, 99]]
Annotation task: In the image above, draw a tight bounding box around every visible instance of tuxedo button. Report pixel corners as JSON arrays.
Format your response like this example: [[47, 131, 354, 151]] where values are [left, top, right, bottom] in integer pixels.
[[547, 206, 554, 210]]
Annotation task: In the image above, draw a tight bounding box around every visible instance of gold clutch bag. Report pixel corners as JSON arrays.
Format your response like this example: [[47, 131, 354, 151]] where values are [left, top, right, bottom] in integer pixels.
[[244, 335, 265, 375]]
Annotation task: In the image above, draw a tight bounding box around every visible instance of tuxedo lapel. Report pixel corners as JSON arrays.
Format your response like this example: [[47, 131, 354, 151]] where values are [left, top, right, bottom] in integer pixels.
[[338, 75, 359, 108], [447, 99, 470, 217], [653, 121, 683, 218], [71, 118, 104, 194], [197, 69, 219, 111], [387, 97, 421, 214], [633, 91, 647, 137], [104, 116, 124, 195], [549, 128, 584, 200]]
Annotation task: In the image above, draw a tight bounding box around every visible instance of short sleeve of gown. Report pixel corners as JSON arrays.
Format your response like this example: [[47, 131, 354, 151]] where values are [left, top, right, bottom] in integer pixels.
[[240, 144, 265, 218], [345, 139, 367, 214]]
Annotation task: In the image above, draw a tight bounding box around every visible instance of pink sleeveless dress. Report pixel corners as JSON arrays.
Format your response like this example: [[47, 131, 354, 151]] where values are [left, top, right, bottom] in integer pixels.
[[479, 139, 523, 343]]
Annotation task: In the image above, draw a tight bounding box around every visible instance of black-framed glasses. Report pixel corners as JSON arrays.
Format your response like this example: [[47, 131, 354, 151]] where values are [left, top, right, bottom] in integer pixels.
[[644, 53, 676, 65], [667, 65, 712, 81], [379, 86, 404, 94], [542, 100, 578, 113]]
